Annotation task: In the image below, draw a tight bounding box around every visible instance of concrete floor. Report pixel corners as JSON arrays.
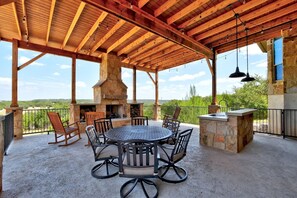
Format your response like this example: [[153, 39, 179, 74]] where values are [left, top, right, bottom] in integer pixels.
[[2, 121, 297, 198]]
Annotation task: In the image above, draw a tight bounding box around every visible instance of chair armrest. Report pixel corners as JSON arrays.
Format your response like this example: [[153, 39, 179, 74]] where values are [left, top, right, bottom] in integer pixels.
[[68, 121, 79, 128]]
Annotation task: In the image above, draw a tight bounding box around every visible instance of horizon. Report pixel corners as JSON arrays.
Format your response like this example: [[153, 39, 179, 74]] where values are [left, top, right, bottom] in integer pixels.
[[0, 41, 267, 101]]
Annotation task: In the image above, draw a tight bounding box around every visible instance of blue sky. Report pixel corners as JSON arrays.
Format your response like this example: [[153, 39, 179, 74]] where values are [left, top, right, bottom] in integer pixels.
[[0, 41, 267, 101]]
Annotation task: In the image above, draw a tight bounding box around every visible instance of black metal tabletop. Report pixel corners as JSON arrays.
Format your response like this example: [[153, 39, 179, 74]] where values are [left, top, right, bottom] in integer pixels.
[[105, 125, 172, 142]]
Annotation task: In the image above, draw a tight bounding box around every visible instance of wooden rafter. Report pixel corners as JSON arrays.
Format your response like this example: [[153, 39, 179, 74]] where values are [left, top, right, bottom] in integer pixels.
[[146, 72, 156, 84], [12, 2, 21, 40], [21, 0, 29, 40], [107, 26, 141, 53], [154, 0, 179, 17], [117, 32, 154, 56], [167, 0, 210, 25], [90, 19, 126, 53], [75, 11, 108, 52], [0, 0, 15, 6], [18, 53, 46, 70], [83, 0, 213, 58], [205, 56, 214, 76], [187, 0, 270, 36], [196, 0, 296, 42], [138, 0, 149, 8], [46, 0, 56, 45], [126, 36, 164, 59], [158, 53, 200, 70], [178, 0, 237, 29], [61, 2, 86, 49]]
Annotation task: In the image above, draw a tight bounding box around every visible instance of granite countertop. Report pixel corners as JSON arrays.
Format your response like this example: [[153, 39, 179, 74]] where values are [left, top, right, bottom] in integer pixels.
[[226, 109, 257, 116], [199, 109, 256, 121]]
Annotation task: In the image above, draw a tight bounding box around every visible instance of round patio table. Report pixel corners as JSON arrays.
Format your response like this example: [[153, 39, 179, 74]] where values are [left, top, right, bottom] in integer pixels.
[[105, 125, 172, 142]]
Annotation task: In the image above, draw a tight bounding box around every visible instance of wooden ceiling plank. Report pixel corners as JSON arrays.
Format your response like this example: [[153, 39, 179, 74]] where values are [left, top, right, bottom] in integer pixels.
[[138, 0, 150, 8], [144, 48, 187, 66], [117, 32, 154, 56], [46, 0, 56, 45], [158, 53, 198, 70], [61, 2, 86, 49], [83, 0, 213, 58], [90, 19, 126, 53], [154, 0, 179, 17], [127, 36, 165, 59], [167, 0, 210, 25], [196, 0, 296, 41], [21, 0, 29, 40], [0, 0, 15, 6], [178, 0, 237, 29], [107, 26, 141, 53], [18, 53, 46, 70], [75, 11, 108, 52], [12, 2, 21, 40], [187, 0, 270, 36]]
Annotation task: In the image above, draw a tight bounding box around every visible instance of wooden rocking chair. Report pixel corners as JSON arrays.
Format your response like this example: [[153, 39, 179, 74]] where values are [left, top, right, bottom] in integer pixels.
[[47, 112, 81, 146]]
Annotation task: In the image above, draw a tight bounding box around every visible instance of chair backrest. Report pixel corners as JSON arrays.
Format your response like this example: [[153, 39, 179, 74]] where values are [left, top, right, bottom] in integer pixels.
[[163, 118, 180, 136], [172, 106, 181, 119], [47, 112, 65, 133], [118, 140, 158, 177], [85, 125, 103, 154], [131, 116, 148, 126], [94, 118, 113, 135], [85, 112, 104, 125], [171, 128, 193, 162]]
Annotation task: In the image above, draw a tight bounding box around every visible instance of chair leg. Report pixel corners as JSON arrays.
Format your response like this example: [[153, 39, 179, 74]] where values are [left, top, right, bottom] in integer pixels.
[[158, 163, 188, 183], [120, 178, 158, 198], [91, 159, 118, 179]]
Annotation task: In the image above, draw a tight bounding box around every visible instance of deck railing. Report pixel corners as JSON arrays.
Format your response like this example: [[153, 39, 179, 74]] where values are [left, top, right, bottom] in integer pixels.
[[1, 112, 14, 154]]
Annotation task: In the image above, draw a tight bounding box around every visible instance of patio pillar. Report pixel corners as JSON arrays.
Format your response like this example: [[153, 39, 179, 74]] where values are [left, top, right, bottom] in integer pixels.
[[208, 49, 220, 114], [71, 54, 76, 104], [133, 66, 136, 103], [154, 70, 160, 120], [0, 116, 4, 192]]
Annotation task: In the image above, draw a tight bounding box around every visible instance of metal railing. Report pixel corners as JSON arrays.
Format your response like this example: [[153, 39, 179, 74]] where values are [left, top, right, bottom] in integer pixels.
[[23, 108, 69, 135], [1, 112, 14, 154]]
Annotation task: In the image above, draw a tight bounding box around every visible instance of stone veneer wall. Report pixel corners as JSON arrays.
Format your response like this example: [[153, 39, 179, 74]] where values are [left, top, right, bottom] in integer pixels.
[[200, 114, 254, 153]]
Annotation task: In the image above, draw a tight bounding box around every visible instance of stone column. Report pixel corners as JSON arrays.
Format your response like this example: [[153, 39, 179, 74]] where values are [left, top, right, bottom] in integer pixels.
[[5, 107, 23, 139], [153, 104, 161, 120]]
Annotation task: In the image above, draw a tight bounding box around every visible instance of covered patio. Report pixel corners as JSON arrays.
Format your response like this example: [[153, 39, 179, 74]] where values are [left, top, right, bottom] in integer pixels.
[[2, 121, 297, 197]]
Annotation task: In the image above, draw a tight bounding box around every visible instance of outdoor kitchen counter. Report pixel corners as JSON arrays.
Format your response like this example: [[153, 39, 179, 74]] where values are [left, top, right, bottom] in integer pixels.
[[199, 109, 256, 153]]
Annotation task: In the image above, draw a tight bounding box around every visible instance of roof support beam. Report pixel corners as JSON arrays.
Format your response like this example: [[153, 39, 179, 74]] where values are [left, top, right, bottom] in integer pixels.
[[12, 2, 21, 40], [154, 0, 179, 17], [83, 0, 213, 58], [61, 2, 86, 49], [21, 0, 29, 40], [18, 53, 46, 70], [46, 0, 56, 45], [138, 0, 149, 8], [0, 0, 15, 6], [205, 56, 214, 76]]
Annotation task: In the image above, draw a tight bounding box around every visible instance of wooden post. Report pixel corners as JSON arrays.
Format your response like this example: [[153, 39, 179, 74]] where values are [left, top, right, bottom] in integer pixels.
[[71, 54, 76, 104], [211, 49, 217, 105], [133, 66, 136, 103], [11, 39, 18, 107], [155, 70, 159, 105]]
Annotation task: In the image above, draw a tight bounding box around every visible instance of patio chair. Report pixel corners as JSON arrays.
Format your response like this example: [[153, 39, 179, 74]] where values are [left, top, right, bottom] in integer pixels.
[[161, 118, 180, 145], [85, 125, 118, 179], [94, 117, 115, 144], [118, 140, 159, 198], [85, 112, 104, 145], [131, 116, 148, 126], [47, 112, 81, 146], [158, 128, 193, 183], [162, 106, 181, 126]]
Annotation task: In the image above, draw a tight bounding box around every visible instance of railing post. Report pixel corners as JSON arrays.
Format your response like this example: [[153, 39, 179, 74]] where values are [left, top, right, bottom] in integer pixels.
[[282, 109, 285, 139]]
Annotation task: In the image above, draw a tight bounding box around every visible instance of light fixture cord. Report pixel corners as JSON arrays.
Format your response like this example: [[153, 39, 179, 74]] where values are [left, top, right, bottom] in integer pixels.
[[246, 28, 249, 73], [235, 13, 239, 68]]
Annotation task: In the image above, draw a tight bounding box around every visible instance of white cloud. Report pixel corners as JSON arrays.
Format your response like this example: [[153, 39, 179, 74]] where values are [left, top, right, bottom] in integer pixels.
[[19, 56, 44, 66], [239, 43, 264, 56], [0, 77, 11, 86], [53, 72, 60, 76], [122, 71, 131, 78], [76, 81, 87, 88], [5, 56, 12, 60], [58, 64, 71, 69], [169, 71, 206, 81], [251, 60, 267, 68], [159, 79, 166, 83]]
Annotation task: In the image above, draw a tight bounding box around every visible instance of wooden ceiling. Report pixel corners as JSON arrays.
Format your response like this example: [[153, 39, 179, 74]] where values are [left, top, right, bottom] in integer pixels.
[[0, 0, 296, 72]]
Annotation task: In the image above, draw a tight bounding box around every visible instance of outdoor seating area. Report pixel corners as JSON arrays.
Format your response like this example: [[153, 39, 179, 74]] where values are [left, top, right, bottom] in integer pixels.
[[2, 121, 297, 197]]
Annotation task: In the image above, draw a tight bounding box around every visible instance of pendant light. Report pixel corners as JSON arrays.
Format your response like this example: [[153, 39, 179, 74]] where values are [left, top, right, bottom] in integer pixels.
[[229, 13, 246, 78], [241, 28, 255, 82]]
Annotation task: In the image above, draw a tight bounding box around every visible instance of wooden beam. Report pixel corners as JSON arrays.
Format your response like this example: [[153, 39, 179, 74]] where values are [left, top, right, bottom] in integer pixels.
[[167, 0, 210, 25], [117, 32, 154, 56], [90, 19, 126, 53], [71, 55, 77, 104], [211, 50, 217, 105], [178, 0, 237, 29], [205, 56, 214, 76], [107, 25, 140, 53], [46, 0, 56, 45], [18, 53, 46, 70], [11, 39, 18, 107], [197, 0, 296, 42], [147, 72, 156, 85], [138, 0, 149, 8], [12, 2, 21, 40], [21, 0, 29, 40], [121, 62, 155, 72], [133, 66, 136, 102], [0, 0, 15, 6], [158, 53, 199, 70], [154, 0, 179, 17], [75, 11, 108, 52], [150, 50, 195, 67], [187, 0, 270, 36], [126, 36, 164, 59], [154, 70, 159, 120], [61, 2, 86, 49], [83, 0, 213, 58], [17, 40, 101, 63]]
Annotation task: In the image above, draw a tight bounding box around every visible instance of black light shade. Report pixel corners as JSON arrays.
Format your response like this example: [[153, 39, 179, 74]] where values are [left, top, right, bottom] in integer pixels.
[[241, 72, 255, 82], [229, 66, 246, 78]]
